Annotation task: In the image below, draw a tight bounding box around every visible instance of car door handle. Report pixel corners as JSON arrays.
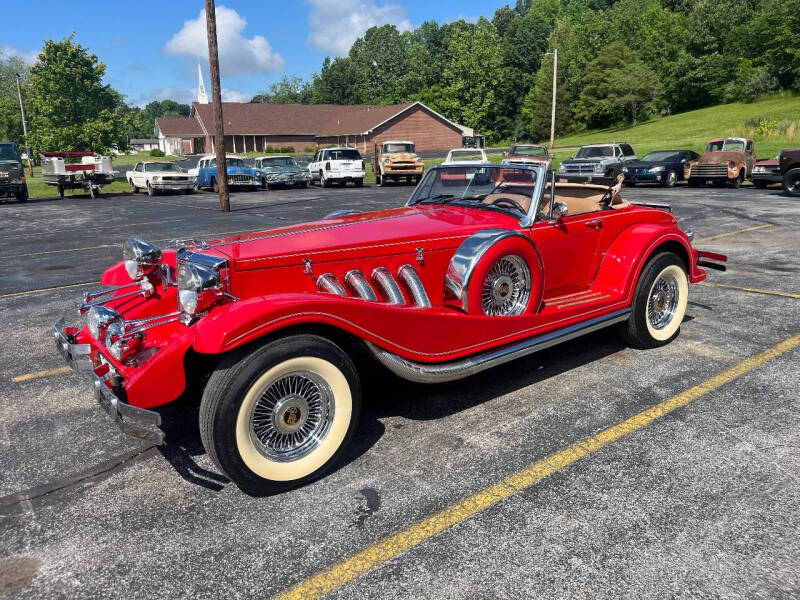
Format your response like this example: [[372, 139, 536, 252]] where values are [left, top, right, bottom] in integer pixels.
[[585, 219, 603, 229]]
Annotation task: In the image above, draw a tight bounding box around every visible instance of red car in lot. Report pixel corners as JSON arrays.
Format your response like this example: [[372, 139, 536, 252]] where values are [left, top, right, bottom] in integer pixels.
[[54, 164, 725, 495]]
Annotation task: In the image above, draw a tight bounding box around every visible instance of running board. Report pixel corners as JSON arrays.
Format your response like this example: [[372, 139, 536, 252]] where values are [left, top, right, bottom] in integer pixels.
[[366, 308, 631, 384]]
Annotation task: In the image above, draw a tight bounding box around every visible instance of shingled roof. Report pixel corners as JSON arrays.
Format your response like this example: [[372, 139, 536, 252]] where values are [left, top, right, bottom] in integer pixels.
[[156, 117, 204, 136], [189, 101, 463, 136]]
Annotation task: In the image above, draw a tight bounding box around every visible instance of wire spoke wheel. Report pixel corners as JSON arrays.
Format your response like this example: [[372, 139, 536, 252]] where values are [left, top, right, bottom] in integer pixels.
[[248, 370, 334, 462], [647, 272, 679, 330], [480, 255, 531, 316]]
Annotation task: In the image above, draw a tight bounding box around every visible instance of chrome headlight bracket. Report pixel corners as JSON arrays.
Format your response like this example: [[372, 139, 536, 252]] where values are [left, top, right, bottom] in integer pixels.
[[177, 251, 233, 322]]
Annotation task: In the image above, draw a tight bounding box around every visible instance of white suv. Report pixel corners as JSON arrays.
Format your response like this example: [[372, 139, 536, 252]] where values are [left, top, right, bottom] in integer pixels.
[[309, 147, 366, 187]]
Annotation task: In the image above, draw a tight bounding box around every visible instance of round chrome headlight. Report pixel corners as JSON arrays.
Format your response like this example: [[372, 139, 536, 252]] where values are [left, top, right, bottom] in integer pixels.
[[122, 238, 162, 280], [87, 305, 122, 340], [178, 261, 221, 316]]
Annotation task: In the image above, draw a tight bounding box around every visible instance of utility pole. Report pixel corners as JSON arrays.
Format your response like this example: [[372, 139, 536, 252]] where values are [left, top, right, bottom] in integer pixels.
[[549, 48, 557, 150], [15, 72, 33, 177], [205, 0, 229, 212]]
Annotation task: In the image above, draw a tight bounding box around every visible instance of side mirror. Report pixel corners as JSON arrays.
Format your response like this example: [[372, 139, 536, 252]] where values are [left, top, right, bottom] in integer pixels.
[[569, 155, 575, 160], [550, 201, 568, 222]]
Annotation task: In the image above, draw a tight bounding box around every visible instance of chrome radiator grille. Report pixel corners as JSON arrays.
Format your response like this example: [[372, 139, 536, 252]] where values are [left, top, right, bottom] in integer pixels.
[[691, 165, 728, 178]]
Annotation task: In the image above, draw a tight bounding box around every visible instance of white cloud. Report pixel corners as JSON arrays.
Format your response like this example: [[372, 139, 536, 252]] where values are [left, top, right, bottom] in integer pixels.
[[0, 44, 39, 64], [164, 5, 284, 76], [306, 0, 411, 56], [221, 89, 251, 102]]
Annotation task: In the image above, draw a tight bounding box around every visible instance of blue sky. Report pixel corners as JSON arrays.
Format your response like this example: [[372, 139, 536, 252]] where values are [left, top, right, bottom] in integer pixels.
[[3, 0, 507, 107]]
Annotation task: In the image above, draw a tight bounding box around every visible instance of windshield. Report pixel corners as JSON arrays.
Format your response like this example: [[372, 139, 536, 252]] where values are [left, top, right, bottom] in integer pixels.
[[226, 158, 245, 168], [642, 151, 681, 162], [0, 144, 20, 163], [328, 149, 360, 160], [707, 139, 744, 152], [262, 157, 297, 167], [511, 145, 547, 157], [409, 165, 538, 215], [384, 143, 414, 153], [576, 146, 613, 158], [146, 163, 181, 172]]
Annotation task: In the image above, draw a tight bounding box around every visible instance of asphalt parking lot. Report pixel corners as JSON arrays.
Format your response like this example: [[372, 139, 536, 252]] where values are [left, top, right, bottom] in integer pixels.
[[0, 181, 798, 599]]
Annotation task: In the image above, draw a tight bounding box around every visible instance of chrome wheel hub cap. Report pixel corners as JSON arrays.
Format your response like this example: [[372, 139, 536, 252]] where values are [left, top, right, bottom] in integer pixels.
[[249, 371, 334, 462], [648, 274, 679, 330], [480, 255, 531, 316]]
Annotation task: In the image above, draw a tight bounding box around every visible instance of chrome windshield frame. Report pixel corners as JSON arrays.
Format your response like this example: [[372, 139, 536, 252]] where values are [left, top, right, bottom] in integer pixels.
[[406, 163, 546, 229]]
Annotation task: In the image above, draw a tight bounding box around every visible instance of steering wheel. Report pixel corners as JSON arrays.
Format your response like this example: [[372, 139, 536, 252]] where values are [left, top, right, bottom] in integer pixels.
[[490, 197, 526, 213]]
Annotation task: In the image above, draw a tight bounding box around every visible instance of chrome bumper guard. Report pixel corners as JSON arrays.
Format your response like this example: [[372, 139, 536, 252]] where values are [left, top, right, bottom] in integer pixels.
[[54, 319, 165, 444]]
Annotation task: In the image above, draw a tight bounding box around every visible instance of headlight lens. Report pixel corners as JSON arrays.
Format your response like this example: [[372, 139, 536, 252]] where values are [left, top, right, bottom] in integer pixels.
[[594, 163, 604, 173], [729, 161, 736, 169], [87, 305, 122, 340], [153, 175, 160, 182], [122, 238, 162, 280], [383, 158, 391, 164], [558, 164, 566, 173], [650, 166, 665, 172], [177, 259, 224, 317]]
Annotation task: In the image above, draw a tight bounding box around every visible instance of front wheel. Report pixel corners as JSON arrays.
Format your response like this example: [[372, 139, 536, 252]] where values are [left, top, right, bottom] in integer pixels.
[[729, 170, 743, 189], [782, 168, 800, 197], [618, 252, 688, 349], [662, 170, 677, 188], [199, 334, 361, 495], [147, 182, 156, 196]]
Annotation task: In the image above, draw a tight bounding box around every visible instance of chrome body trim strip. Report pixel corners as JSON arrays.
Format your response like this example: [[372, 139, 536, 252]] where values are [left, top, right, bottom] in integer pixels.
[[365, 308, 631, 384]]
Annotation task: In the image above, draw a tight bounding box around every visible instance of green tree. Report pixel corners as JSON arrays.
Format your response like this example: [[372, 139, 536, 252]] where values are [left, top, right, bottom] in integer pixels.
[[441, 18, 503, 138], [252, 75, 313, 104], [311, 57, 361, 104], [27, 35, 128, 153], [0, 48, 31, 143], [574, 43, 661, 127]]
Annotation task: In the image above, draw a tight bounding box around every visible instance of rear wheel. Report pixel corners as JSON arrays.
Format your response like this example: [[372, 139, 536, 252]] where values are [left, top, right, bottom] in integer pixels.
[[212, 178, 219, 193], [129, 179, 138, 193], [354, 178, 363, 187], [754, 180, 767, 189], [619, 252, 688, 349], [782, 168, 800, 197], [199, 334, 361, 496]]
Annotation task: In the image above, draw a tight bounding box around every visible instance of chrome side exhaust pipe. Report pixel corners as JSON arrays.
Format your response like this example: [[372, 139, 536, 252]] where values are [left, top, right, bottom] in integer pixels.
[[372, 267, 406, 305], [344, 270, 377, 301], [397, 265, 431, 308]]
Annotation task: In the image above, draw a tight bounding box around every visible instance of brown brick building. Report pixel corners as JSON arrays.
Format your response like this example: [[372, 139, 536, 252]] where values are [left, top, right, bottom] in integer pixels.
[[155, 101, 466, 156]]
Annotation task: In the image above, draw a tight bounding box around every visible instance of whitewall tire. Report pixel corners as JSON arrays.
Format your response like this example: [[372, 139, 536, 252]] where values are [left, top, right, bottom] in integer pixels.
[[200, 334, 361, 495]]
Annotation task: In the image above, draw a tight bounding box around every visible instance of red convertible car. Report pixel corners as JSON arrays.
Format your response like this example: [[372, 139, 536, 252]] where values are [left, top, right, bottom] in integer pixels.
[[54, 164, 725, 495]]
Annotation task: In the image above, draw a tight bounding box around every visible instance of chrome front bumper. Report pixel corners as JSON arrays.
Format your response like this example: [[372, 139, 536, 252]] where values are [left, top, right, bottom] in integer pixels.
[[54, 319, 164, 444]]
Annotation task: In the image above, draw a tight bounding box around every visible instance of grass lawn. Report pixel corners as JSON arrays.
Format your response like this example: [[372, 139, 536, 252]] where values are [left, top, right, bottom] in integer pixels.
[[546, 93, 800, 166]]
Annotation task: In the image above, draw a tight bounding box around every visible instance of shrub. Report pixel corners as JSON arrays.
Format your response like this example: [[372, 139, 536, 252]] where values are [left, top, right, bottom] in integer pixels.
[[149, 148, 165, 157], [743, 115, 764, 129], [777, 120, 794, 135], [265, 145, 274, 153], [755, 119, 778, 136], [281, 146, 295, 153], [303, 146, 314, 153]]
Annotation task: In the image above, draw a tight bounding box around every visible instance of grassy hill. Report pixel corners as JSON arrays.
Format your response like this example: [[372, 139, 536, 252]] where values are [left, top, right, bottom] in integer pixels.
[[547, 93, 800, 164]]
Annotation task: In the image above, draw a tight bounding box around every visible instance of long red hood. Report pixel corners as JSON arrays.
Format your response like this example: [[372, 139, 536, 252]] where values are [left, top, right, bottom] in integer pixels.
[[204, 206, 520, 271]]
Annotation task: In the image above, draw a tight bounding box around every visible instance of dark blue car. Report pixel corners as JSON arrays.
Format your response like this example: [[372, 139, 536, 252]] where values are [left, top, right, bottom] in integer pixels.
[[623, 150, 700, 188]]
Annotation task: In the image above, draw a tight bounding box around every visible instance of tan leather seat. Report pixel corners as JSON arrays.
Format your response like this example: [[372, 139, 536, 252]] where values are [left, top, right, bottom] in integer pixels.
[[543, 177, 630, 216]]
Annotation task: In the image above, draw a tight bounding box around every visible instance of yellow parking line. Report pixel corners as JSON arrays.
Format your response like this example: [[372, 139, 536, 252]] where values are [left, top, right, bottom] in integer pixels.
[[275, 333, 800, 600], [695, 223, 772, 242], [0, 281, 98, 300], [698, 281, 800, 299], [12, 366, 72, 382]]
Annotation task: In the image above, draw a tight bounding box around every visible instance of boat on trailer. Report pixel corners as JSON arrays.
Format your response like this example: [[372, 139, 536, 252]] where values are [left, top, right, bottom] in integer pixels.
[[40, 151, 115, 198]]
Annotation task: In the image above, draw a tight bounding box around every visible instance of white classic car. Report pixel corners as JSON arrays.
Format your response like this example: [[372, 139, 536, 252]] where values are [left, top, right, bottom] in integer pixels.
[[126, 161, 196, 196]]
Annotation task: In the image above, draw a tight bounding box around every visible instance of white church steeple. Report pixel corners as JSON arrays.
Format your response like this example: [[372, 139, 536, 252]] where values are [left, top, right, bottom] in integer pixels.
[[197, 63, 208, 104]]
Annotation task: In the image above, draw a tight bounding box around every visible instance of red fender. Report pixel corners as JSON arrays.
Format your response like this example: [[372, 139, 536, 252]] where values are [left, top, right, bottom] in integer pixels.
[[594, 223, 705, 301]]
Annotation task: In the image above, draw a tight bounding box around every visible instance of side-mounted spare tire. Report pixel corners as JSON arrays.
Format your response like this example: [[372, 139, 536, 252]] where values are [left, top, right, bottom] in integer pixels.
[[199, 334, 362, 496], [618, 251, 688, 349]]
